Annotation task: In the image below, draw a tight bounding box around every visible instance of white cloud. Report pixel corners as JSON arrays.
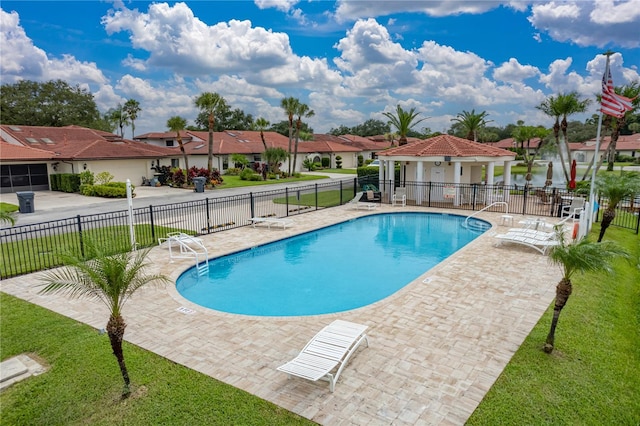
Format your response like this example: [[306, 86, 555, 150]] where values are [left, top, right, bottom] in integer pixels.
[[529, 0, 640, 48], [493, 58, 540, 83], [333, 0, 505, 23]]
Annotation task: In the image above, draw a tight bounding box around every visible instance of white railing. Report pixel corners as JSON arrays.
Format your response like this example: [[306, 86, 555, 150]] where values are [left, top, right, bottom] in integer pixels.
[[464, 202, 509, 229], [160, 233, 209, 276]]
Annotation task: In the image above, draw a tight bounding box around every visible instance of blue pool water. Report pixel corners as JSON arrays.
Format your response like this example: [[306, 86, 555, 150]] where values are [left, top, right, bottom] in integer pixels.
[[176, 212, 489, 316]]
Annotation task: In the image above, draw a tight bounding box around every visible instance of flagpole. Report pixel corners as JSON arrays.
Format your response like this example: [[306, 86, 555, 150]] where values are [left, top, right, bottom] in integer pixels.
[[587, 51, 614, 230]]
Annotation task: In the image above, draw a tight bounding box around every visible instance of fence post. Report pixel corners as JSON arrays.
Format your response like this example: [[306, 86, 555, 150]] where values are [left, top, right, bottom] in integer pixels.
[[205, 198, 211, 234], [316, 183, 319, 209], [285, 188, 289, 215], [76, 215, 84, 258], [428, 182, 432, 207], [250, 192, 255, 219], [149, 205, 155, 242], [522, 186, 528, 216]]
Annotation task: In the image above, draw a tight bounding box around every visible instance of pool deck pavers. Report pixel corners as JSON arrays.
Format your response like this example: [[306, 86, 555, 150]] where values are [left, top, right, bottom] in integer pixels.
[[1, 205, 561, 425]]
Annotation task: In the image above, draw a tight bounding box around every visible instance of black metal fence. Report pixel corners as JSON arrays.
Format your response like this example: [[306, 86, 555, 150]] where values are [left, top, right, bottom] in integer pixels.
[[1, 177, 637, 279]]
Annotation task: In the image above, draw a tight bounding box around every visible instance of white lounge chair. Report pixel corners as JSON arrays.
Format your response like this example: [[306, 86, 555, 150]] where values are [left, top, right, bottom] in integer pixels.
[[277, 319, 369, 392], [392, 187, 406, 207], [248, 217, 295, 229], [346, 192, 378, 210], [495, 230, 559, 255], [158, 231, 203, 247]]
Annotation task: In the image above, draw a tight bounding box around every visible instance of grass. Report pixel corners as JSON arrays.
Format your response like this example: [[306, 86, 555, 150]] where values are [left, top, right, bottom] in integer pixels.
[[214, 173, 328, 189], [0, 293, 314, 425], [467, 223, 640, 425], [0, 224, 187, 277], [275, 188, 357, 208]]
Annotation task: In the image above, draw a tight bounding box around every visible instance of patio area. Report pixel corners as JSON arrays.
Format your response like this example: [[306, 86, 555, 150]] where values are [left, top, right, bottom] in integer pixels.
[[0, 205, 561, 425]]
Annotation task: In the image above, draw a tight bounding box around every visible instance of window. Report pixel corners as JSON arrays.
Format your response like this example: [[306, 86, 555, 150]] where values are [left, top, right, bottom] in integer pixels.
[[166, 140, 175, 147], [171, 159, 179, 168]]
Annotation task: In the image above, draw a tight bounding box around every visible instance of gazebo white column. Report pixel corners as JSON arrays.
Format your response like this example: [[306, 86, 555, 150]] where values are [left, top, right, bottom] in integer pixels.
[[503, 160, 512, 203], [416, 161, 424, 205], [453, 162, 462, 206], [486, 162, 495, 185]]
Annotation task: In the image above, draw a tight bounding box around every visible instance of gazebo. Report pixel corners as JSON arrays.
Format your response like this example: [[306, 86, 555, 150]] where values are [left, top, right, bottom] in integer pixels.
[[375, 134, 517, 206]]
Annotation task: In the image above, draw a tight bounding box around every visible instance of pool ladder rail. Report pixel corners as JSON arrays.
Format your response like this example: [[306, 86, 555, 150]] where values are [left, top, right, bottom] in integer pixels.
[[463, 202, 508, 233], [158, 233, 210, 276]]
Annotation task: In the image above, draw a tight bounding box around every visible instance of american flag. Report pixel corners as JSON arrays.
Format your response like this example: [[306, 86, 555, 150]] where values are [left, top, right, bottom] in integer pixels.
[[601, 66, 634, 118]]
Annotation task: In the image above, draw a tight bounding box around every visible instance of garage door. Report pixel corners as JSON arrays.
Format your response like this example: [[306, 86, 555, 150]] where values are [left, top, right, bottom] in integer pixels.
[[1, 163, 50, 193]]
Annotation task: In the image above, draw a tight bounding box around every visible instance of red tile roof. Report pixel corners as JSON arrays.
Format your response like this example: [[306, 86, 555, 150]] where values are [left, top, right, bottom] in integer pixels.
[[378, 134, 516, 158], [0, 141, 55, 160], [0, 125, 176, 160]]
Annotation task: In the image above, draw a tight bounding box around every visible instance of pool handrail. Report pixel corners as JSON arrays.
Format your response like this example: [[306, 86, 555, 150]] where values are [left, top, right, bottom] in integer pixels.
[[464, 202, 508, 229]]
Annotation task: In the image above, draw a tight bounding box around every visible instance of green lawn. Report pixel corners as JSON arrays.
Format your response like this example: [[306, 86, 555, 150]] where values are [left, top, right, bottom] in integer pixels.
[[0, 293, 313, 425], [468, 224, 640, 424], [0, 224, 188, 277], [214, 173, 329, 189]]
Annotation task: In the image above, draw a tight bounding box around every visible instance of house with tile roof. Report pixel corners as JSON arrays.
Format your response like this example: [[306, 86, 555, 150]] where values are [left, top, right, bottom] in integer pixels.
[[569, 133, 640, 164], [376, 134, 516, 205], [1, 125, 177, 193]]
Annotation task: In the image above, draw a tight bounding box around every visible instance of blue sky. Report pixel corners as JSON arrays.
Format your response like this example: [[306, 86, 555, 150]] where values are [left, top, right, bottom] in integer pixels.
[[1, 1, 639, 138]]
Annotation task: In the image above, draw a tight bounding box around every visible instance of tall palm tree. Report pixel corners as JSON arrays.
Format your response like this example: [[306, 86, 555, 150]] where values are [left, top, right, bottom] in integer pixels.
[[123, 99, 141, 139], [383, 105, 428, 146], [293, 103, 314, 174], [595, 172, 640, 242], [39, 241, 169, 397], [450, 109, 492, 142], [537, 92, 590, 184], [544, 233, 628, 353], [281, 97, 299, 175], [254, 117, 270, 151], [194, 92, 226, 172], [167, 116, 188, 171], [107, 104, 129, 138]]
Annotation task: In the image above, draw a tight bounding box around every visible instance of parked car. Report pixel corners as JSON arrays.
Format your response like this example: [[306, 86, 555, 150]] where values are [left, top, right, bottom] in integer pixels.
[[368, 159, 380, 167]]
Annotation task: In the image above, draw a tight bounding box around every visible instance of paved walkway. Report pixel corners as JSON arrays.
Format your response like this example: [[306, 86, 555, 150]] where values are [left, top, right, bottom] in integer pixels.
[[0, 202, 560, 425]]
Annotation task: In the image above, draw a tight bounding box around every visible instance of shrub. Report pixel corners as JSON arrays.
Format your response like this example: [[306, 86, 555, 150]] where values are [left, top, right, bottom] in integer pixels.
[[225, 168, 242, 176], [59, 174, 81, 193], [95, 171, 114, 185], [336, 155, 342, 169], [302, 158, 315, 171], [321, 157, 330, 168], [357, 155, 364, 167], [79, 184, 96, 196], [171, 168, 186, 187], [79, 170, 94, 185], [240, 167, 259, 181], [151, 165, 172, 185]]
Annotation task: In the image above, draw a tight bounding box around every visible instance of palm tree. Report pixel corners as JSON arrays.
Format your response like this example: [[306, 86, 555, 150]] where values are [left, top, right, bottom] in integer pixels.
[[293, 102, 314, 174], [281, 97, 299, 175], [263, 147, 288, 175], [39, 241, 169, 397], [537, 93, 590, 184], [194, 92, 226, 172], [254, 117, 270, 151], [167, 116, 188, 172], [595, 172, 640, 242], [107, 104, 129, 138], [450, 109, 492, 142], [123, 99, 141, 139], [512, 123, 551, 187], [1, 210, 16, 226], [383, 105, 428, 145], [543, 233, 628, 353]]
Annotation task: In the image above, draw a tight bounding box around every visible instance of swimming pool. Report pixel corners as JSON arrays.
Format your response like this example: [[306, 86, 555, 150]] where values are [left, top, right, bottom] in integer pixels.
[[176, 212, 489, 316]]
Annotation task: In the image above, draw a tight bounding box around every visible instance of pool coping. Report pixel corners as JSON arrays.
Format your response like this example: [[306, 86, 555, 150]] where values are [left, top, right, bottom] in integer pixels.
[[0, 205, 561, 425]]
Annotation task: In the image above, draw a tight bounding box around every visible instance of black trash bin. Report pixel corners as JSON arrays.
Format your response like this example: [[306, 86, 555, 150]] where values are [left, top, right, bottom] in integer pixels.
[[193, 177, 206, 193], [16, 191, 35, 213]]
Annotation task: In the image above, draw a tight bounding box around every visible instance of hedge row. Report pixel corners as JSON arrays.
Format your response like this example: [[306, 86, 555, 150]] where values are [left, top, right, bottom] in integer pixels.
[[49, 173, 81, 193]]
